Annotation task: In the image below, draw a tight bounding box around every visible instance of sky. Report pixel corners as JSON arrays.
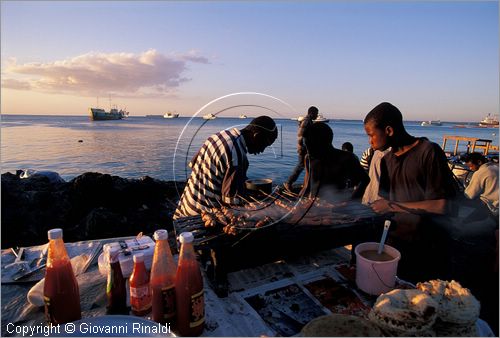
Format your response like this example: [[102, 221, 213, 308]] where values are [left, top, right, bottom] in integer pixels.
[[1, 1, 498, 121]]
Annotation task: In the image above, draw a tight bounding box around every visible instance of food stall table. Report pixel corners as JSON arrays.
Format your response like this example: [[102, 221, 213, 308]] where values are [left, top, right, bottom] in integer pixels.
[[1, 238, 495, 337]]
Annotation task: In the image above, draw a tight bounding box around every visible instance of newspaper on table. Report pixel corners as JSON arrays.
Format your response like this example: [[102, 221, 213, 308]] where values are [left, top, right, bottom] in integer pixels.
[[1, 240, 101, 284]]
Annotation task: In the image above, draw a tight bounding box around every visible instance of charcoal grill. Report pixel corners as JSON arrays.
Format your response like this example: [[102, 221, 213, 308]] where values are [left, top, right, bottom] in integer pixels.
[[173, 201, 384, 296]]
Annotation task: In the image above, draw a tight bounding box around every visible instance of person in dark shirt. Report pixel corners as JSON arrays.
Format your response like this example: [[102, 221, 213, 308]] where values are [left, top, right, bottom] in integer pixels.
[[363, 102, 458, 282], [299, 122, 369, 202], [284, 106, 319, 191]]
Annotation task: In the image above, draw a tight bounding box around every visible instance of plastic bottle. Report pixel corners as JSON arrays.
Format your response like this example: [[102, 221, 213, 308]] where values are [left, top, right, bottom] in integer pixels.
[[105, 246, 128, 314], [43, 228, 81, 324], [150, 229, 177, 324], [129, 253, 152, 316], [175, 232, 205, 336]]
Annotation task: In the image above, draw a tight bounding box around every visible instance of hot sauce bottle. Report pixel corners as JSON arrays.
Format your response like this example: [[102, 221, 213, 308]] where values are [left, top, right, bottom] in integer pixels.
[[175, 232, 205, 336], [150, 229, 177, 324], [105, 246, 128, 314], [129, 253, 152, 316], [43, 228, 81, 325]]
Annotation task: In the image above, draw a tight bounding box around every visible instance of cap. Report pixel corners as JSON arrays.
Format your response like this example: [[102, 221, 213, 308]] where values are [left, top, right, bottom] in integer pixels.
[[179, 232, 194, 244], [133, 253, 144, 263], [106, 246, 121, 261], [107, 246, 121, 256], [48, 228, 63, 240], [154, 229, 168, 241]]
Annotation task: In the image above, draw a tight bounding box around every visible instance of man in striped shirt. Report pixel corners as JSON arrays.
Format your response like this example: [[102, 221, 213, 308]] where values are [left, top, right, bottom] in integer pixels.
[[174, 116, 278, 219]]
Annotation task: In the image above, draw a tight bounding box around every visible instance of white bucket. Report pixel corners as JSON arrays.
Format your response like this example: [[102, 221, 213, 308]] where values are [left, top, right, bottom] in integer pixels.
[[355, 242, 401, 295]]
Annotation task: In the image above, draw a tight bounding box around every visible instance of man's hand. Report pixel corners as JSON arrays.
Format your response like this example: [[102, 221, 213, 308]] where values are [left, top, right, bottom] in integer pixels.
[[370, 198, 393, 214]]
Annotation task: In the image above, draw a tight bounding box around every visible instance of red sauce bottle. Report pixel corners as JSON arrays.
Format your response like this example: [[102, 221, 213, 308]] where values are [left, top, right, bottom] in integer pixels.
[[43, 228, 81, 325], [106, 246, 128, 314], [151, 229, 177, 324], [129, 253, 152, 316], [175, 232, 205, 336]]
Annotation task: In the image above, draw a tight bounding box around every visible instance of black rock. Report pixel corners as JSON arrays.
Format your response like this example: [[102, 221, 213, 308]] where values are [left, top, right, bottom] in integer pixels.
[[1, 171, 184, 248]]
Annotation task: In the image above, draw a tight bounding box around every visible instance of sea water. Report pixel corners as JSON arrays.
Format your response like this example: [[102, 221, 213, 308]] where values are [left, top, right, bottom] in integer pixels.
[[1, 115, 498, 183]]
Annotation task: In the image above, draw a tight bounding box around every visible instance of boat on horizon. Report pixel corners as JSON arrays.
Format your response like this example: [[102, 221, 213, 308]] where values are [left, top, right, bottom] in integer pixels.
[[479, 114, 499, 127], [292, 114, 329, 123], [88, 107, 128, 121], [314, 114, 329, 123], [421, 120, 442, 126], [164, 111, 179, 118], [203, 113, 217, 120], [239, 114, 247, 119]]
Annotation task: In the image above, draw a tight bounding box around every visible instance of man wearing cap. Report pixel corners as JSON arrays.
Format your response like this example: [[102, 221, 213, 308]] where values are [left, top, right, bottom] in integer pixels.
[[174, 116, 278, 219]]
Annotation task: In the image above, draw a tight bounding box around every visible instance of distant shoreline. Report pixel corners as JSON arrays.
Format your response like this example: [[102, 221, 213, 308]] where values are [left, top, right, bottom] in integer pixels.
[[2, 113, 497, 125]]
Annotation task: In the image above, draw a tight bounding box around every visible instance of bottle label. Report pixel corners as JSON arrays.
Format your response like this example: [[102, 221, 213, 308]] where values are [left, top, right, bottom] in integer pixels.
[[162, 285, 176, 320], [106, 271, 114, 294], [189, 289, 205, 328], [44, 296, 54, 324], [130, 285, 152, 311]]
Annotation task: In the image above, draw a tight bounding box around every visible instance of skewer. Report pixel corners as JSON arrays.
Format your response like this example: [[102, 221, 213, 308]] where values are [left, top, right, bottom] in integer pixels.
[[273, 190, 293, 203], [237, 194, 253, 205], [281, 189, 298, 199], [248, 195, 261, 203]]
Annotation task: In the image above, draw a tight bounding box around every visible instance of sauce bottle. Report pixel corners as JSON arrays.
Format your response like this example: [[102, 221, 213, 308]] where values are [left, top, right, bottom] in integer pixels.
[[175, 232, 205, 336], [151, 229, 177, 324], [43, 228, 81, 325], [105, 246, 128, 314], [129, 253, 152, 316]]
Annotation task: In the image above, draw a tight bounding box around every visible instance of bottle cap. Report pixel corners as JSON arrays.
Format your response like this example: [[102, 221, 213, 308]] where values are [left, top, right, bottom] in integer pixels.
[[153, 229, 168, 241], [133, 253, 144, 263], [104, 246, 120, 263], [47, 228, 63, 240], [106, 246, 121, 257], [179, 232, 194, 244]]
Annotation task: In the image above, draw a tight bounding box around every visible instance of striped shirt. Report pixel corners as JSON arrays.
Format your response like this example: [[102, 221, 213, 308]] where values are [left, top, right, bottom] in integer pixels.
[[359, 147, 374, 172], [173, 128, 249, 219]]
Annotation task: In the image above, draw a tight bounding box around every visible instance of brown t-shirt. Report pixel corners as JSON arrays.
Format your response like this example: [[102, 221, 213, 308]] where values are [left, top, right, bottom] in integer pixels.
[[379, 138, 456, 203]]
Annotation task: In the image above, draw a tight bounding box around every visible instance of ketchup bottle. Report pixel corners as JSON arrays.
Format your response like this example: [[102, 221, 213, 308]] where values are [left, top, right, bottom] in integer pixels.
[[43, 228, 81, 325], [105, 246, 128, 314], [175, 232, 205, 336], [129, 253, 152, 316], [150, 229, 177, 324]]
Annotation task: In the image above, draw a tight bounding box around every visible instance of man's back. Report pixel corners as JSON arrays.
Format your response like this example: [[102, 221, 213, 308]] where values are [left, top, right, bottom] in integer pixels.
[[465, 162, 499, 215], [173, 128, 248, 219]]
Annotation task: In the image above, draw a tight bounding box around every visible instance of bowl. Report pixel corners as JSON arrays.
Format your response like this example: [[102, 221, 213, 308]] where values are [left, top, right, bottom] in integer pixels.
[[245, 178, 273, 195]]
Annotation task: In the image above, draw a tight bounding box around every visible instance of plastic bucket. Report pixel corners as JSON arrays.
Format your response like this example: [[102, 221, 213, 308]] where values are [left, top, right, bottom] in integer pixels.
[[355, 242, 401, 295]]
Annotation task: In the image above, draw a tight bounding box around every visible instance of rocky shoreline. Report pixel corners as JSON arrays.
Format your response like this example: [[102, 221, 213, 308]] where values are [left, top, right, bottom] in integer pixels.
[[1, 171, 185, 249]]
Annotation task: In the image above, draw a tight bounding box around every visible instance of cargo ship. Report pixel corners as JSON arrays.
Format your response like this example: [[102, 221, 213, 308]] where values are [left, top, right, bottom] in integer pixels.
[[88, 107, 128, 121]]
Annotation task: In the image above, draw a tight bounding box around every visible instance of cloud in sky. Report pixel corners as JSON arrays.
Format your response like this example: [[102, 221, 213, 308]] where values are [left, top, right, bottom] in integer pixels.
[[2, 49, 209, 97]]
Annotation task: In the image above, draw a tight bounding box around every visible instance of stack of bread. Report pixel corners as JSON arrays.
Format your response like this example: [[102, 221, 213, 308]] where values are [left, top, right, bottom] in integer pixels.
[[416, 279, 480, 336], [368, 289, 438, 336]]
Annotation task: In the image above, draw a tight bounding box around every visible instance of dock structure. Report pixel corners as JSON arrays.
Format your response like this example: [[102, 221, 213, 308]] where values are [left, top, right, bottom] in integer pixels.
[[442, 135, 498, 156]]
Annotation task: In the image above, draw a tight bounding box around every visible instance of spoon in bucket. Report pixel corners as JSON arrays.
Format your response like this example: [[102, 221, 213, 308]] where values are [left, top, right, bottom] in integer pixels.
[[377, 220, 392, 255]]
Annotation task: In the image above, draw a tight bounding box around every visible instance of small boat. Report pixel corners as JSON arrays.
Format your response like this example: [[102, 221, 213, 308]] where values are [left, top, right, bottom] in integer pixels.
[[421, 120, 442, 126], [88, 107, 128, 121], [292, 115, 329, 123], [239, 114, 247, 119], [314, 114, 329, 123], [203, 113, 217, 120], [163, 111, 179, 118], [479, 114, 499, 127]]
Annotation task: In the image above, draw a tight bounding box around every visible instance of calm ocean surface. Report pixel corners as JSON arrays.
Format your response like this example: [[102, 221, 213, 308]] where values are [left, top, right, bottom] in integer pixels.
[[1, 115, 498, 183]]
